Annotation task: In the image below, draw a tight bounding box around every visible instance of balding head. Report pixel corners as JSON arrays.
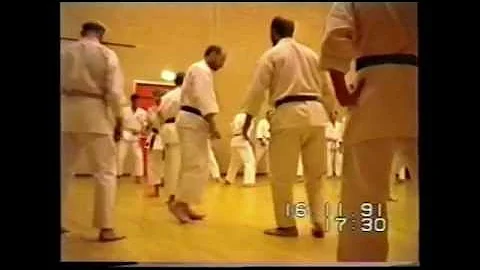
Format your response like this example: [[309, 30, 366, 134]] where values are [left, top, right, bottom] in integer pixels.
[[81, 20, 107, 41], [204, 45, 227, 71], [270, 16, 295, 46]]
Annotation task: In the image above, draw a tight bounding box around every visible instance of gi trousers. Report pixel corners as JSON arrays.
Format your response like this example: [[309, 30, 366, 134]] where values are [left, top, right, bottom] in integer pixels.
[[61, 132, 118, 229], [337, 138, 418, 262]]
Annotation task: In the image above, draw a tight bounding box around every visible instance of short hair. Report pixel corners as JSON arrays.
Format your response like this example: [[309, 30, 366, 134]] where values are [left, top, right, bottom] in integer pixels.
[[81, 21, 106, 37], [271, 16, 295, 38], [204, 45, 223, 57], [174, 72, 186, 86], [130, 94, 140, 101]]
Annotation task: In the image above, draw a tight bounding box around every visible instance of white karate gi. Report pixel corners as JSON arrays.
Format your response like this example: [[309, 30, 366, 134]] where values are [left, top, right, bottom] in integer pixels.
[[175, 59, 220, 205], [225, 113, 256, 185], [255, 118, 271, 174], [325, 120, 345, 177], [61, 37, 126, 229], [243, 37, 337, 229], [116, 107, 147, 177], [320, 2, 418, 262], [145, 131, 165, 186], [159, 86, 182, 197], [207, 139, 221, 180]]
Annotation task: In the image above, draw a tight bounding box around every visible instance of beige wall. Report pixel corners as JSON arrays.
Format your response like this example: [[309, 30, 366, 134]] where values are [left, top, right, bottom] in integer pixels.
[[61, 2, 337, 173]]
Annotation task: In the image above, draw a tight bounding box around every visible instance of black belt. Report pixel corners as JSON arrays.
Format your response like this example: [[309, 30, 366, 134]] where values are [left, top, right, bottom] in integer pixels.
[[165, 117, 176, 123], [180, 106, 202, 117], [356, 54, 417, 71], [274, 95, 319, 108], [149, 134, 156, 151]]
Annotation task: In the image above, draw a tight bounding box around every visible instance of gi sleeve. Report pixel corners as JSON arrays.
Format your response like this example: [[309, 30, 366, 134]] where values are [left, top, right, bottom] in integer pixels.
[[193, 68, 219, 116], [242, 53, 273, 117], [105, 49, 127, 119], [319, 2, 356, 73], [320, 72, 338, 117]]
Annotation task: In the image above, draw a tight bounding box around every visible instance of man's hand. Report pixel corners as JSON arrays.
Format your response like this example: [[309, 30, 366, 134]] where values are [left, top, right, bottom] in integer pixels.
[[328, 70, 366, 107], [204, 113, 221, 140], [114, 118, 123, 142], [259, 138, 267, 147], [350, 77, 366, 106], [337, 141, 344, 154]]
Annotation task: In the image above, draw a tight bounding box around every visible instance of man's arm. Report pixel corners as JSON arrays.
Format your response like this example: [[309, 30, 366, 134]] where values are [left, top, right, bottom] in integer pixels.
[[204, 113, 220, 139], [242, 54, 273, 135], [105, 49, 127, 141], [320, 72, 338, 123], [194, 69, 221, 139], [320, 3, 361, 107], [328, 70, 362, 107]]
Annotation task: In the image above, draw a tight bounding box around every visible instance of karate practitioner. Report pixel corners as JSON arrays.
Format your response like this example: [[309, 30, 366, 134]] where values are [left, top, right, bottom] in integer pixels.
[[325, 111, 345, 178], [145, 127, 164, 197], [61, 21, 126, 241], [117, 94, 147, 183], [207, 139, 223, 182], [255, 111, 272, 175], [242, 17, 337, 238], [158, 72, 185, 204], [168, 45, 227, 224], [225, 113, 256, 187], [146, 89, 164, 189], [320, 2, 418, 261]]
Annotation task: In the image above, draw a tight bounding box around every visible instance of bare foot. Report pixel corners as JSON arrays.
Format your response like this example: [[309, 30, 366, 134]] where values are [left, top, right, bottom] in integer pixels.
[[98, 228, 126, 242]]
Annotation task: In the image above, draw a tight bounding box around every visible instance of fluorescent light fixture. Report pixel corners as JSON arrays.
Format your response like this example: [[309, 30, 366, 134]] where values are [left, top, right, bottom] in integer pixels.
[[161, 70, 176, 82]]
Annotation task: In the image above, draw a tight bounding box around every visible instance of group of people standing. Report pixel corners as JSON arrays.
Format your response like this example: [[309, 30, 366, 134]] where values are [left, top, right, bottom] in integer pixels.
[[61, 2, 417, 262]]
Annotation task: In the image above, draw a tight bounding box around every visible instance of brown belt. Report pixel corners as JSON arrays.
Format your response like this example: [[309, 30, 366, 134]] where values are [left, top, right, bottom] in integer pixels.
[[62, 89, 105, 100]]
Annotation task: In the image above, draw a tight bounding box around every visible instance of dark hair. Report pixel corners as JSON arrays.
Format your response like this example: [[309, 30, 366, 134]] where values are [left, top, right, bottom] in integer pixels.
[[130, 94, 140, 101], [174, 72, 185, 86], [80, 21, 106, 37], [271, 16, 295, 38], [152, 128, 159, 134], [204, 45, 223, 57]]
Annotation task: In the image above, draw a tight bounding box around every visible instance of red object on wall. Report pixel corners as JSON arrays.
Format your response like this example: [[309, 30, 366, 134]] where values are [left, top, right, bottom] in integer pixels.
[[133, 80, 176, 180]]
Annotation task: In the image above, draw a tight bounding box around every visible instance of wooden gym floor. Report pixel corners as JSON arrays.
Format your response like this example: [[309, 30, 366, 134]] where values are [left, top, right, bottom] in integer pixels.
[[61, 175, 418, 265]]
